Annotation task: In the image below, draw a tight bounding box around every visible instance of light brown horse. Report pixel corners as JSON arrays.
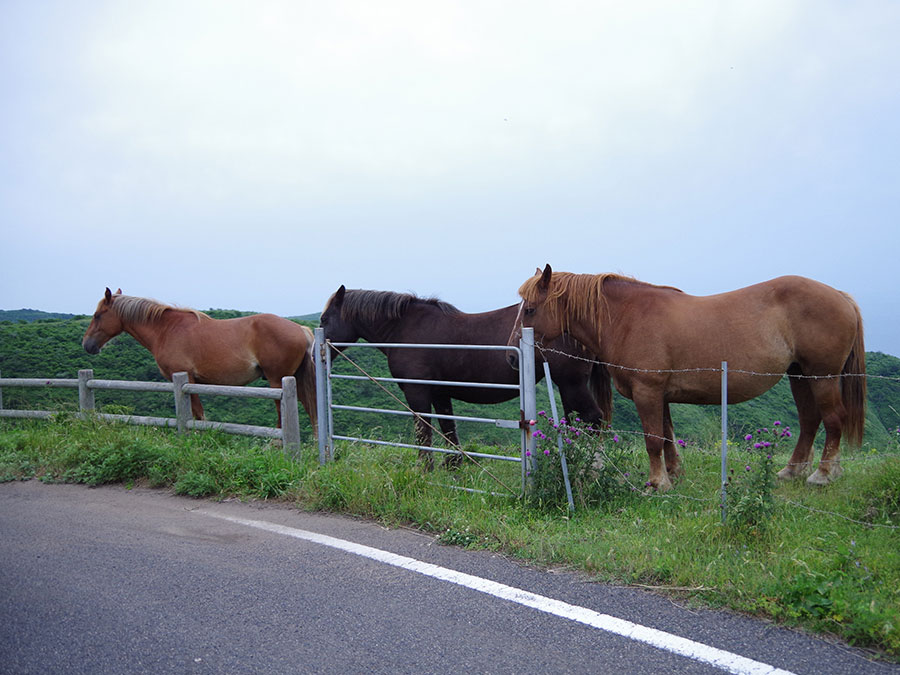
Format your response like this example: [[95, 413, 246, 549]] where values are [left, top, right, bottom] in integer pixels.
[[509, 266, 866, 492], [82, 288, 317, 432]]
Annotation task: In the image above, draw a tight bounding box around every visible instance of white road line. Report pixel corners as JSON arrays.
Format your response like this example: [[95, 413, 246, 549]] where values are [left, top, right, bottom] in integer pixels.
[[200, 511, 795, 675]]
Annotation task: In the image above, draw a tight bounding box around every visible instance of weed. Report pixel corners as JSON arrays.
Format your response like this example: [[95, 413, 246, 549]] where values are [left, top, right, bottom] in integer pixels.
[[527, 413, 638, 511], [725, 423, 784, 532]]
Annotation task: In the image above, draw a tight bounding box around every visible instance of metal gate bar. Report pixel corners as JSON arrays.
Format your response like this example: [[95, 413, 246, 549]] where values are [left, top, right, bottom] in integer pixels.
[[313, 327, 538, 494]]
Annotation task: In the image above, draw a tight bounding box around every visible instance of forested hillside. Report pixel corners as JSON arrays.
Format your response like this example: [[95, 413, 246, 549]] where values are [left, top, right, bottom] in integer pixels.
[[2, 312, 899, 449]]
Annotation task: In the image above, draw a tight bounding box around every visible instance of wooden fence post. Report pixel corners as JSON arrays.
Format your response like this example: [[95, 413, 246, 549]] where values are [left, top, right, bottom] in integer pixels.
[[280, 376, 301, 455], [78, 369, 95, 413], [173, 372, 190, 434]]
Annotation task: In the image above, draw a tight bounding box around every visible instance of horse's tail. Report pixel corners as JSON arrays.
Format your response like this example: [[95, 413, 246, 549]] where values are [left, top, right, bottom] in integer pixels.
[[589, 361, 614, 426], [295, 325, 318, 438], [840, 294, 867, 447]]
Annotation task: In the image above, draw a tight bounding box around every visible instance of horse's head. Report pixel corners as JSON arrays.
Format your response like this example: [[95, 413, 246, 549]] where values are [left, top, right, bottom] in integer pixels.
[[82, 288, 124, 354], [319, 285, 360, 349], [507, 265, 562, 370]]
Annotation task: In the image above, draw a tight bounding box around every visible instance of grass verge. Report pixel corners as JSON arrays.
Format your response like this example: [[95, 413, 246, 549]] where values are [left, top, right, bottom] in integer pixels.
[[1, 415, 898, 660]]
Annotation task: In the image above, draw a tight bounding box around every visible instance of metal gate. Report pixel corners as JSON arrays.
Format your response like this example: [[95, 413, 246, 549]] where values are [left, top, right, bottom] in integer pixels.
[[312, 327, 537, 493]]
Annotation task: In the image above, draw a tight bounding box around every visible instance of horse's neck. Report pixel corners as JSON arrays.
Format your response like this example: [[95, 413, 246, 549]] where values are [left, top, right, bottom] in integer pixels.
[[354, 317, 401, 344], [565, 282, 623, 357], [120, 309, 190, 352], [353, 305, 437, 344]]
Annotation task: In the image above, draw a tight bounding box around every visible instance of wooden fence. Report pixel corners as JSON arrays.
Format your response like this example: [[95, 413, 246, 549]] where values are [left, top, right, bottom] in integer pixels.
[[0, 368, 301, 453]]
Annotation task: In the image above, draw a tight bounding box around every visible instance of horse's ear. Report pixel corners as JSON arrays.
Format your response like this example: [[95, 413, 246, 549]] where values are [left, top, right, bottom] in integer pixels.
[[104, 288, 113, 302], [115, 288, 122, 295], [334, 285, 346, 305], [538, 264, 552, 291]]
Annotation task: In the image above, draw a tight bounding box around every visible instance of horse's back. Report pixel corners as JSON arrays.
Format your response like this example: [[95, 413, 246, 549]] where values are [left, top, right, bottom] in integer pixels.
[[601, 275, 862, 402]]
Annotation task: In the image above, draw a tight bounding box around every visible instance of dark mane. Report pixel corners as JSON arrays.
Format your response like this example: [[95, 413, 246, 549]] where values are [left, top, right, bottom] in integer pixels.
[[339, 289, 460, 323]]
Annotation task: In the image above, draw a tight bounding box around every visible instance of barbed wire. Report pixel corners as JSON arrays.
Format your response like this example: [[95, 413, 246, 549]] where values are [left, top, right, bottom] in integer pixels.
[[534, 343, 900, 382]]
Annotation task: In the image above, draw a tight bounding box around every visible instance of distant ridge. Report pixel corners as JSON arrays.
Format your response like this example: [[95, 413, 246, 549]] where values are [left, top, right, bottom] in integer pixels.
[[1, 308, 322, 324], [291, 312, 321, 322], [0, 309, 78, 323]]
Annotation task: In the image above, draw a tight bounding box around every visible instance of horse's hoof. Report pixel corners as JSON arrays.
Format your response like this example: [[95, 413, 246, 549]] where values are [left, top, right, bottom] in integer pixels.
[[806, 469, 833, 486], [776, 467, 798, 481], [442, 454, 464, 470], [777, 462, 811, 480], [666, 465, 685, 479], [807, 462, 842, 486], [651, 476, 673, 493]]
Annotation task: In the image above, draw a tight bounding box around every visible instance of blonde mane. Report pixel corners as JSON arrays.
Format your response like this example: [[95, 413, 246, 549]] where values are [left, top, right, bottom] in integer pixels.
[[518, 272, 681, 343], [111, 295, 206, 324]]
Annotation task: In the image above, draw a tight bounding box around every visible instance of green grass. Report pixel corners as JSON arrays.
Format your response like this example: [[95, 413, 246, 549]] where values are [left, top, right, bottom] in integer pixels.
[[1, 416, 899, 660]]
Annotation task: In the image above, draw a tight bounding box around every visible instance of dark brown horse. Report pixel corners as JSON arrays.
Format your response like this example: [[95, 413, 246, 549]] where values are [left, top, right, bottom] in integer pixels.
[[320, 286, 612, 467], [509, 266, 866, 491], [82, 288, 317, 431]]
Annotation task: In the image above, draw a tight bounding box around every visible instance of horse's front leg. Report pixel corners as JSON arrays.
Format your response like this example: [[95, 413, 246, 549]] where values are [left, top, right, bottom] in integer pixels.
[[189, 393, 205, 421], [433, 393, 462, 469], [632, 390, 672, 492], [403, 385, 435, 470], [663, 403, 683, 478], [265, 379, 284, 429]]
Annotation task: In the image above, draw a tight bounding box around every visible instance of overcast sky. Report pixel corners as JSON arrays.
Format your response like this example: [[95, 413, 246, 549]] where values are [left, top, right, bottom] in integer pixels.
[[2, 1, 899, 355]]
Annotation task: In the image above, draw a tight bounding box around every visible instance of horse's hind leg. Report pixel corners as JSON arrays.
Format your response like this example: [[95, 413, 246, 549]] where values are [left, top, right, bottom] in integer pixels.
[[662, 404, 683, 478], [806, 379, 847, 486], [777, 371, 821, 480]]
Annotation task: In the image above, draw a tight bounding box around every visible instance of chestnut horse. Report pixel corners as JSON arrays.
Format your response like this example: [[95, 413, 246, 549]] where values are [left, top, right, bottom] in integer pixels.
[[509, 266, 866, 491], [320, 285, 612, 468], [82, 288, 317, 431]]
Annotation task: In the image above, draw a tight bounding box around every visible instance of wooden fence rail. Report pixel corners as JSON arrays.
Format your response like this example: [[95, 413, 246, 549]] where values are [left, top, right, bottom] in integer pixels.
[[0, 368, 302, 454]]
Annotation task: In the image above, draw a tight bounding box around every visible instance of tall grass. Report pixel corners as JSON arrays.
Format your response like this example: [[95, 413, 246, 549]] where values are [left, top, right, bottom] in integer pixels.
[[1, 416, 899, 660]]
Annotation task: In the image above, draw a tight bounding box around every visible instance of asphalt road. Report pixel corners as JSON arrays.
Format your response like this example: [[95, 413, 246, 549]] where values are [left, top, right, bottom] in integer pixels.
[[0, 481, 896, 674]]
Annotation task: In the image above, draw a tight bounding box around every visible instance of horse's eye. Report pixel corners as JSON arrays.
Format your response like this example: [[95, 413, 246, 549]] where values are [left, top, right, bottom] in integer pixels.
[[93, 313, 102, 321], [524, 307, 536, 317]]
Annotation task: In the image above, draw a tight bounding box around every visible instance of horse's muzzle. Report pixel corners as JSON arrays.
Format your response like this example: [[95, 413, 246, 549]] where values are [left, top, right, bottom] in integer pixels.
[[507, 352, 519, 371], [83, 337, 101, 355]]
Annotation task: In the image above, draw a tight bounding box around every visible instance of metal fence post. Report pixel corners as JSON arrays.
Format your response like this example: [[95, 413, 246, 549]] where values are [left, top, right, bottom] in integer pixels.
[[543, 361, 575, 512], [173, 371, 190, 434], [78, 369, 95, 413], [721, 361, 728, 524], [314, 327, 332, 464], [520, 327, 537, 484], [281, 376, 301, 455]]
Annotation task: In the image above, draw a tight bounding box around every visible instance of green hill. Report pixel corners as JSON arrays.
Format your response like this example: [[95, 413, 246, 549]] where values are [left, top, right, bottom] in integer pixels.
[[1, 313, 899, 450]]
